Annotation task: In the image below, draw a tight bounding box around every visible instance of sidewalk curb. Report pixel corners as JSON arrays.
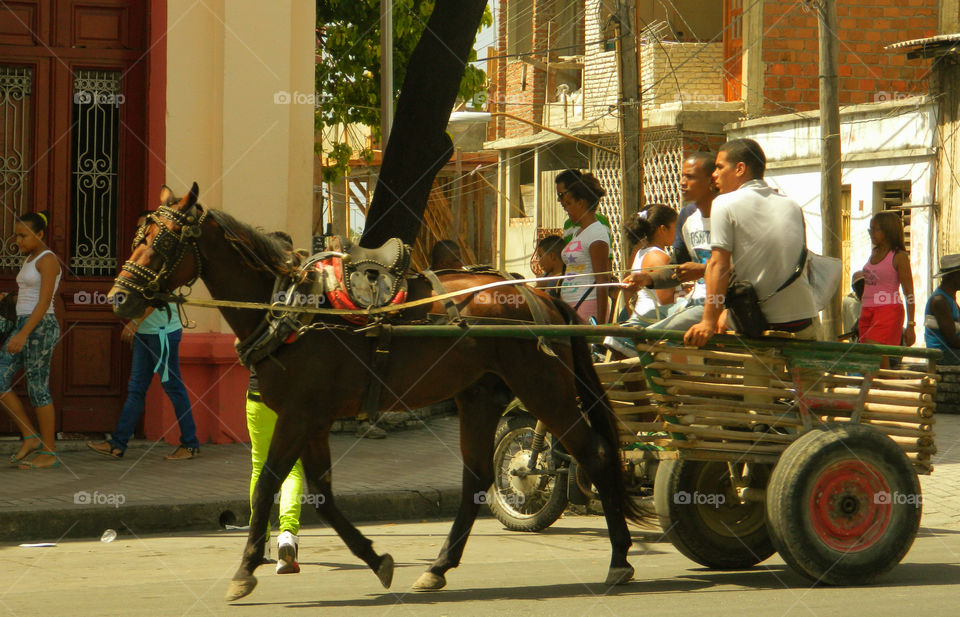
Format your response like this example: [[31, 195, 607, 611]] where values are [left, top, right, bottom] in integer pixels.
[[1, 487, 464, 543]]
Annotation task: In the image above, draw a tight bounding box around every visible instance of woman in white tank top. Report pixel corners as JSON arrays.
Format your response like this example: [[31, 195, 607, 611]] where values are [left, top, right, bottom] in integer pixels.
[[603, 204, 679, 358], [2, 211, 62, 469], [627, 205, 680, 322]]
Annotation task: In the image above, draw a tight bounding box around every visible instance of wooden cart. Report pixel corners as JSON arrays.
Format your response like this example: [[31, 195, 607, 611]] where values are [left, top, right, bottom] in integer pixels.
[[601, 329, 939, 585], [392, 324, 940, 585]]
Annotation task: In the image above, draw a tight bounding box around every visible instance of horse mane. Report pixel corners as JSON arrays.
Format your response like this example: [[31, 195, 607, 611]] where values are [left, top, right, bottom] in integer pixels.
[[207, 209, 295, 277]]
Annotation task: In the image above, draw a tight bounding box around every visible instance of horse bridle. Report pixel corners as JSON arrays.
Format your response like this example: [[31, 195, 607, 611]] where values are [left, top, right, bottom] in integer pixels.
[[115, 204, 207, 302]]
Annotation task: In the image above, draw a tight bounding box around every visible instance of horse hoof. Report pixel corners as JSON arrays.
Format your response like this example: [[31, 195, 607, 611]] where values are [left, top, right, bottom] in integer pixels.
[[411, 571, 446, 591], [224, 575, 258, 602], [377, 554, 394, 588], [605, 566, 634, 586]]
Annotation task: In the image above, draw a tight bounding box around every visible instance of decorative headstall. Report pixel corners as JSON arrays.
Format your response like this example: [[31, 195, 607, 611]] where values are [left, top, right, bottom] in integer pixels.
[[115, 204, 207, 303]]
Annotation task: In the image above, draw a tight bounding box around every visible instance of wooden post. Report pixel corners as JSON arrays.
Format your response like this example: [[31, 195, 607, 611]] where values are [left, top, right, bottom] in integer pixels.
[[380, 0, 393, 148], [617, 0, 643, 225], [817, 0, 843, 339]]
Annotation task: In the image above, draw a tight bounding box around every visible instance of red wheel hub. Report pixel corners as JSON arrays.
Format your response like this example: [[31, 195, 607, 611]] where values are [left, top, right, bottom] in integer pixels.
[[808, 459, 891, 552]]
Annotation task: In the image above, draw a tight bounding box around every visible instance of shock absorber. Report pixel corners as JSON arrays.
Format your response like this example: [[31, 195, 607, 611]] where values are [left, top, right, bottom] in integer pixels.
[[527, 420, 549, 469]]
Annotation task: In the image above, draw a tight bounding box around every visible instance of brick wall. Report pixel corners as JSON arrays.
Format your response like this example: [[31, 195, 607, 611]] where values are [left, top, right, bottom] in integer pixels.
[[761, 0, 937, 114], [583, 0, 618, 120], [641, 41, 723, 110], [495, 0, 587, 139]]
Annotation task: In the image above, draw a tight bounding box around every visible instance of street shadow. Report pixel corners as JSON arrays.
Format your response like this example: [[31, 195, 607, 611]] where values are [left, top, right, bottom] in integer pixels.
[[918, 526, 960, 537], [234, 561, 960, 609]]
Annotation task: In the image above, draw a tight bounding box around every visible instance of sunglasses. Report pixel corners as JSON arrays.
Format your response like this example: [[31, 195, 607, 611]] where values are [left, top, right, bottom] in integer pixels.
[[557, 190, 572, 202]]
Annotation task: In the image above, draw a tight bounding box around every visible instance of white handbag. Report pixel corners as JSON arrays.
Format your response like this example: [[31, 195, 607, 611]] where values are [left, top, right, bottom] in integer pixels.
[[806, 251, 843, 312]]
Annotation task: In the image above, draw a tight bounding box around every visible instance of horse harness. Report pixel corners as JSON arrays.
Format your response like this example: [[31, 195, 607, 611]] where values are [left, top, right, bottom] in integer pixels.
[[115, 204, 207, 316], [234, 240, 565, 416], [118, 207, 565, 418]]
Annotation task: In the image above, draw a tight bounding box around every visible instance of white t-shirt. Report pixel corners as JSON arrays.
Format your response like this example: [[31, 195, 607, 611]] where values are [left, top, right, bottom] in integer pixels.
[[711, 179, 817, 324], [631, 246, 676, 321], [560, 220, 609, 307], [681, 208, 711, 301]]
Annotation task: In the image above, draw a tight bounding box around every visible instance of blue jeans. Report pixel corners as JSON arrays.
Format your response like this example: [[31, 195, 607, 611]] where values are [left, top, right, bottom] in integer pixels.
[[109, 330, 199, 452]]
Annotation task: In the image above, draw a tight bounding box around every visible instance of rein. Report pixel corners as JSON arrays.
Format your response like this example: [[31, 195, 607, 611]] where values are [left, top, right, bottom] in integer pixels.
[[157, 271, 650, 318]]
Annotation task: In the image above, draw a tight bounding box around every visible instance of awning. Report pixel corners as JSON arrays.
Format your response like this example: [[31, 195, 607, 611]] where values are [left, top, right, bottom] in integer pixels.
[[886, 33, 960, 59]]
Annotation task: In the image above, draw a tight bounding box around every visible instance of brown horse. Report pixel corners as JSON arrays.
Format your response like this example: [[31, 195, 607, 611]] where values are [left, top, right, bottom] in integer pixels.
[[108, 184, 649, 602]]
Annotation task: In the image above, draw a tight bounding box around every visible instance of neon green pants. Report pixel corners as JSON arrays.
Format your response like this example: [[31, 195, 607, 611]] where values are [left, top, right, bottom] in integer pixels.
[[246, 395, 304, 535]]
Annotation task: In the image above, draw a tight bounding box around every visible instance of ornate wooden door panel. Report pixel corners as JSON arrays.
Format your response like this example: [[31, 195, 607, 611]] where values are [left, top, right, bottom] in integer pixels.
[[0, 1, 150, 433]]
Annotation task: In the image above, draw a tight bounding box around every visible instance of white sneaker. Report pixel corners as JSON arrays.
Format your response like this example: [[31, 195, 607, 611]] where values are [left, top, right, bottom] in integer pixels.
[[276, 530, 300, 574]]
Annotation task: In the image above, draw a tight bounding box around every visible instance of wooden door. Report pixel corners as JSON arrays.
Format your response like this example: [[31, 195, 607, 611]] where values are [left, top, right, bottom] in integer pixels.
[[0, 0, 151, 433]]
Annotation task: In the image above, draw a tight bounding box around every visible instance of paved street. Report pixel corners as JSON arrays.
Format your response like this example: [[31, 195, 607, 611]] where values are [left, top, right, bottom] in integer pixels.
[[0, 413, 959, 616], [1, 515, 959, 617]]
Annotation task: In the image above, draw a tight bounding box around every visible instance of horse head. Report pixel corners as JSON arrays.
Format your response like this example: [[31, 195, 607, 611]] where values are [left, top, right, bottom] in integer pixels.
[[108, 182, 205, 319]]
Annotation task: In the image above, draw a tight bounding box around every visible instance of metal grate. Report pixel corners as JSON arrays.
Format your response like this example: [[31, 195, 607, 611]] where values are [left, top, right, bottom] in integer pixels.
[[643, 128, 683, 209], [0, 66, 32, 271], [880, 182, 912, 253], [71, 70, 121, 276], [592, 137, 623, 274]]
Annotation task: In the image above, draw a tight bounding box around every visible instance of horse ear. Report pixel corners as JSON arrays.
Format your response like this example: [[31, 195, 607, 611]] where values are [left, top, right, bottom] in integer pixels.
[[159, 185, 175, 205], [185, 182, 199, 210]]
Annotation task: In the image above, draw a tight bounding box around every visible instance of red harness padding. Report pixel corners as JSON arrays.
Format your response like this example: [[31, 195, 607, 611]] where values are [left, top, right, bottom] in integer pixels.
[[316, 256, 407, 325]]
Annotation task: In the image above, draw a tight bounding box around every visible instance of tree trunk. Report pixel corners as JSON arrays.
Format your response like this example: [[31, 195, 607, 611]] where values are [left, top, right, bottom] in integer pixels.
[[360, 0, 487, 248]]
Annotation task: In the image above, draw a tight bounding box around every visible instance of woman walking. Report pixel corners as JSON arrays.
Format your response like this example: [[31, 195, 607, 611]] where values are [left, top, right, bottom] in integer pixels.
[[3, 212, 62, 470]]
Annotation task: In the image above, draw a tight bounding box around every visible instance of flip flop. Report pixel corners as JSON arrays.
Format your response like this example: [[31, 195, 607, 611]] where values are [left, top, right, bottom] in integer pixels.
[[87, 441, 124, 459]]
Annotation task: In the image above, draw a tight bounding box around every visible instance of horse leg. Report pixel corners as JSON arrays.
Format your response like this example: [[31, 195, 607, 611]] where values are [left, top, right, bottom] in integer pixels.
[[298, 435, 395, 588], [412, 380, 502, 591], [225, 415, 307, 602], [503, 373, 635, 585]]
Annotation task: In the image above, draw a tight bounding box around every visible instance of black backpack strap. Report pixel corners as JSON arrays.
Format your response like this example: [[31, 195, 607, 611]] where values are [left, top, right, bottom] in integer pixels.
[[761, 213, 808, 303]]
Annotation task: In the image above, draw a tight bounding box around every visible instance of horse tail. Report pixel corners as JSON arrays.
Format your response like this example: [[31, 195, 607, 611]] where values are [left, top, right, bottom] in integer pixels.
[[553, 299, 654, 527]]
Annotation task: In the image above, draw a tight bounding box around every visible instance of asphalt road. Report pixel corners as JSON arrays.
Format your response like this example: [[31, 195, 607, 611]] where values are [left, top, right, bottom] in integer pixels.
[[2, 515, 959, 617]]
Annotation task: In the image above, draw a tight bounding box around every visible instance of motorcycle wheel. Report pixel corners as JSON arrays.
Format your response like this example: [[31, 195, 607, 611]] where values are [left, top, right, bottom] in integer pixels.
[[489, 414, 569, 532]]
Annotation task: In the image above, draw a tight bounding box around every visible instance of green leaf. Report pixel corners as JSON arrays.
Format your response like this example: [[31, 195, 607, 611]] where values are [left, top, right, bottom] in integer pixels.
[[316, 0, 488, 177]]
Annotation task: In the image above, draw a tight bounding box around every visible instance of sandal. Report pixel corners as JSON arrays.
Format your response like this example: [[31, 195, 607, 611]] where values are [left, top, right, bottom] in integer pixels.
[[87, 440, 124, 459], [18, 450, 60, 470], [8, 433, 41, 466]]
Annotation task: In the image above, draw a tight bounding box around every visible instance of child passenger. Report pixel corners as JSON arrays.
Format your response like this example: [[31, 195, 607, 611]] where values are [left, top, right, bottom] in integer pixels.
[[533, 235, 565, 298]]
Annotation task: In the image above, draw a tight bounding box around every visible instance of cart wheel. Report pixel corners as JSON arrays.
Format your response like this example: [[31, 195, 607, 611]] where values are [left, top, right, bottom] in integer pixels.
[[489, 414, 569, 532], [765, 424, 921, 585], [654, 459, 774, 569]]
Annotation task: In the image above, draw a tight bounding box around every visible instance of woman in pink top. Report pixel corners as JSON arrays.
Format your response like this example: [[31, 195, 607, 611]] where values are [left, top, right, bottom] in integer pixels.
[[859, 211, 915, 352]]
